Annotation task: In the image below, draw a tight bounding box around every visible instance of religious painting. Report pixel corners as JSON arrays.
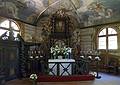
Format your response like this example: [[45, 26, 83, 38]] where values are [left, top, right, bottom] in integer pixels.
[[74, 0, 120, 27], [0, 0, 46, 24], [0, 0, 120, 27], [56, 21, 64, 32], [54, 40, 65, 48]]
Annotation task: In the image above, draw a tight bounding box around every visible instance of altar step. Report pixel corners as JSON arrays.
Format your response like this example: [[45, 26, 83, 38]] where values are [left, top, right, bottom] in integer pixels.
[[37, 75, 95, 82]]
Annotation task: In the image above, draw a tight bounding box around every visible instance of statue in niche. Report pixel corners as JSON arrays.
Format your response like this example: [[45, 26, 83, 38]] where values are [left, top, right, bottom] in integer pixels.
[[51, 8, 70, 33], [56, 21, 64, 32], [55, 40, 65, 48]]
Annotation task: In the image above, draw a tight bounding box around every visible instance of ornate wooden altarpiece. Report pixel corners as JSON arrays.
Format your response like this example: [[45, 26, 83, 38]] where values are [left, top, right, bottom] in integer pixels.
[[49, 8, 71, 48]]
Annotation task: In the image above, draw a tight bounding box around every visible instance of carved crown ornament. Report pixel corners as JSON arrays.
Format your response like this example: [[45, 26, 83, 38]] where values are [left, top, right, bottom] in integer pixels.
[[52, 8, 70, 19]]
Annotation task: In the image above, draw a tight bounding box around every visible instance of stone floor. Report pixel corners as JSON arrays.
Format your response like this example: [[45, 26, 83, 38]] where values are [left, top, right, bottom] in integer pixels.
[[6, 73, 120, 85]]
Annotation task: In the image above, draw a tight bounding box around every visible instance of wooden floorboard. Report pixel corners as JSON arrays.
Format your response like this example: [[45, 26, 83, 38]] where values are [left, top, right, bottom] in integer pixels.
[[6, 73, 120, 85]]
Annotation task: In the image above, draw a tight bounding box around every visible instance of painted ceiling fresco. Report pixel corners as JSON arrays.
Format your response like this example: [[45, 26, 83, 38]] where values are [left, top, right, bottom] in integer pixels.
[[0, 0, 120, 27]]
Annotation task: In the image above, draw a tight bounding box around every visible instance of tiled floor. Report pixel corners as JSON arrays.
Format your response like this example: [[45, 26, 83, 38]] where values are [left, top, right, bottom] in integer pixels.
[[6, 73, 120, 85]]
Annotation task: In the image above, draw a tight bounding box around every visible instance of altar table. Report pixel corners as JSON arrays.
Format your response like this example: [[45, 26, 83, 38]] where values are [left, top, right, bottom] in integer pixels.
[[48, 59, 75, 76]]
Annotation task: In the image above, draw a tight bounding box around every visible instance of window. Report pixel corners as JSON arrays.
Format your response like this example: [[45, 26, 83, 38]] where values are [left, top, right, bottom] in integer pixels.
[[0, 19, 20, 40], [98, 28, 118, 50]]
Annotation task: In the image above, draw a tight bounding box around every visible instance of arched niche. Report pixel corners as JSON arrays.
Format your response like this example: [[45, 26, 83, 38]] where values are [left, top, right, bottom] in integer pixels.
[[50, 8, 71, 47]]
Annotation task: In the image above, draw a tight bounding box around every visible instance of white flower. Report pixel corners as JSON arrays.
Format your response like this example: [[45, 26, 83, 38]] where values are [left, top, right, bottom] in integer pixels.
[[35, 56, 39, 59], [80, 56, 84, 58], [50, 45, 71, 58], [95, 56, 101, 61], [30, 56, 33, 59], [30, 74, 37, 80], [66, 53, 69, 55], [58, 50, 60, 53], [89, 71, 97, 77], [67, 47, 72, 53], [88, 56, 92, 59]]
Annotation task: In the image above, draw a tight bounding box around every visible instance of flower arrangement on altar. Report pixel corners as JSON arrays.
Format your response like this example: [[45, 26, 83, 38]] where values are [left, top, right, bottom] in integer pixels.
[[50, 45, 72, 59]]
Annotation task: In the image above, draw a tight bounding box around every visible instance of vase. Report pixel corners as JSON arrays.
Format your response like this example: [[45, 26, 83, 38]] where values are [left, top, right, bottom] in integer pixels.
[[58, 55, 63, 59], [53, 56, 57, 59], [32, 80, 37, 85]]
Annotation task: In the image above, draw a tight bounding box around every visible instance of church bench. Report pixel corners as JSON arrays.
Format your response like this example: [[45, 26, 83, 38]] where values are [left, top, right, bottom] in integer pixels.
[[99, 53, 120, 74], [0, 75, 6, 85]]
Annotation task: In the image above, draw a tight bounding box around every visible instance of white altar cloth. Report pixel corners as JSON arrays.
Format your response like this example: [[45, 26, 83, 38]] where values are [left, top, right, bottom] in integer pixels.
[[48, 59, 75, 76]]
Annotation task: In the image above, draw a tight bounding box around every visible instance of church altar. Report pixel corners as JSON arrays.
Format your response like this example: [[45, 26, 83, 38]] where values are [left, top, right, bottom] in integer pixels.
[[48, 59, 75, 76]]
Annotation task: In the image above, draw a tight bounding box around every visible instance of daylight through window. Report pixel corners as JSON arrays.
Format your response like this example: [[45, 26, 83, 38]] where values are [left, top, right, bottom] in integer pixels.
[[98, 28, 118, 50], [0, 19, 20, 38]]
